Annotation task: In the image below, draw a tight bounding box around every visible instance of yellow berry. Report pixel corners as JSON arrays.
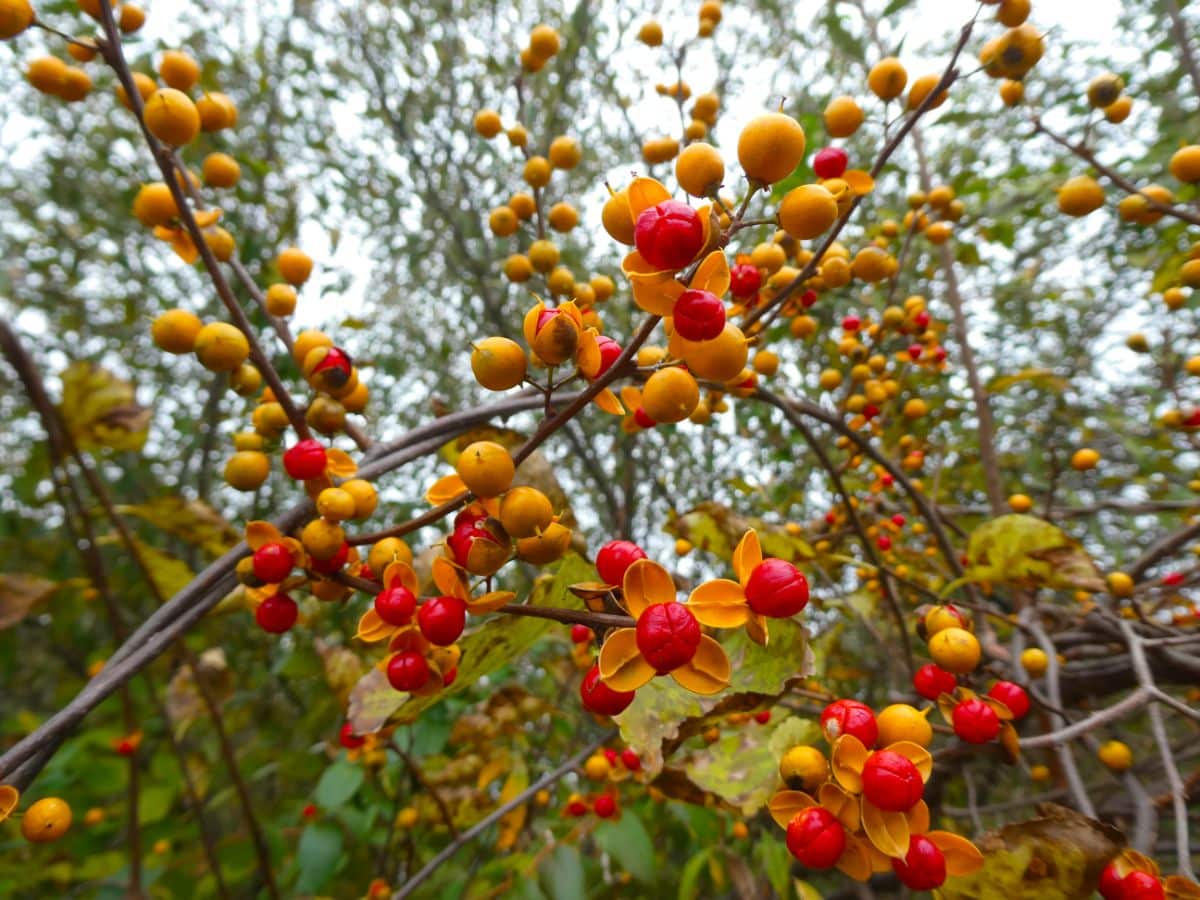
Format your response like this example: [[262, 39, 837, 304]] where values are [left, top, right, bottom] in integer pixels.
[[675, 142, 725, 197], [499, 486, 554, 539], [824, 95, 864, 137], [456, 441, 515, 498], [265, 283, 298, 317], [738, 112, 806, 185], [779, 745, 828, 791], [368, 537, 413, 574], [471, 337, 527, 391], [641, 367, 700, 424], [1071, 447, 1100, 471], [868, 57, 908, 101], [277, 247, 313, 286], [202, 152, 241, 188], [223, 451, 269, 491], [1097, 740, 1133, 772], [1020, 647, 1048, 677], [143, 88, 201, 146], [159, 50, 200, 92], [778, 184, 838, 240], [0, 0, 34, 39], [473, 109, 502, 138], [316, 487, 356, 522], [928, 626, 981, 674], [21, 798, 72, 844], [194, 322, 250, 372], [876, 704, 933, 748]]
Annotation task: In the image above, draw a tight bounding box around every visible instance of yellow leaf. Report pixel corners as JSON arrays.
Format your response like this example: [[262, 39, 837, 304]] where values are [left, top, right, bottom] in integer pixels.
[[495, 760, 529, 851], [382, 561, 419, 595], [118, 497, 237, 558], [469, 590, 516, 614], [943, 514, 1104, 596], [476, 758, 508, 792], [819, 781, 861, 833], [987, 367, 1069, 394], [58, 361, 150, 453], [836, 833, 873, 881], [0, 574, 56, 630], [576, 328, 601, 378]]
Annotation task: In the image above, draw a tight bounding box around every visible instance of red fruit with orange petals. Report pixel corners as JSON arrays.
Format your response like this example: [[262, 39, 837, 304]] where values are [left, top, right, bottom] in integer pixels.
[[386, 651, 431, 692], [785, 807, 845, 869], [987, 680, 1030, 719], [636, 603, 701, 672], [580, 664, 636, 716], [893, 834, 947, 890], [375, 585, 417, 626], [635, 200, 705, 270], [253, 542, 294, 583], [861, 750, 924, 811], [745, 558, 810, 617], [730, 262, 761, 298], [418, 595, 467, 646], [953, 697, 1000, 744], [820, 699, 878, 747], [673, 289, 726, 341], [596, 540, 647, 586], [283, 439, 327, 480], [256, 593, 298, 633], [913, 663, 957, 700]]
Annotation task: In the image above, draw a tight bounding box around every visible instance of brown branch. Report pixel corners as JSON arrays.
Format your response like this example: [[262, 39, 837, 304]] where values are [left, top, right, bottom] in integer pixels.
[[1165, 0, 1200, 102]]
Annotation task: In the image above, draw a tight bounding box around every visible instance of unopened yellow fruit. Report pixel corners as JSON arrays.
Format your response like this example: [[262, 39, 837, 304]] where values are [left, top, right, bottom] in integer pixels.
[[203, 227, 236, 262], [265, 283, 298, 317], [602, 189, 635, 245], [753, 350, 779, 376], [144, 88, 201, 146], [779, 745, 828, 791], [824, 95, 864, 137], [529, 24, 561, 60], [1071, 447, 1100, 471], [194, 322, 249, 372], [159, 50, 200, 91], [473, 109, 502, 138], [681, 323, 748, 382], [852, 246, 894, 282], [547, 202, 578, 232], [28, 57, 67, 95], [499, 486, 554, 538], [737, 112, 806, 185], [489, 206, 519, 237], [316, 487, 356, 522], [224, 451, 269, 491], [132, 182, 179, 227], [637, 20, 663, 46], [548, 135, 581, 169], [509, 192, 536, 220], [1104, 96, 1132, 123], [0, 0, 34, 39], [116, 72, 157, 110], [152, 309, 203, 354], [456, 441, 515, 498], [584, 754, 611, 780], [21, 798, 72, 844], [119, 3, 145, 32], [1098, 740, 1132, 772], [1008, 493, 1033, 513], [302, 518, 345, 560], [202, 152, 241, 188], [523, 156, 551, 188], [1169, 145, 1200, 183], [642, 367, 700, 424], [902, 397, 927, 418], [996, 0, 1031, 26], [528, 239, 560, 272], [197, 92, 238, 131], [471, 337, 527, 391], [278, 247, 313, 285], [503, 254, 533, 282], [868, 57, 908, 101], [779, 184, 838, 240], [1057, 176, 1104, 217], [1000, 79, 1024, 106], [516, 521, 571, 565], [1086, 73, 1124, 109], [368, 537, 413, 574], [1107, 571, 1134, 598], [928, 626, 981, 674], [907, 73, 948, 111], [876, 704, 933, 748], [1030, 764, 1051, 782], [675, 142, 725, 197], [1020, 647, 1048, 677]]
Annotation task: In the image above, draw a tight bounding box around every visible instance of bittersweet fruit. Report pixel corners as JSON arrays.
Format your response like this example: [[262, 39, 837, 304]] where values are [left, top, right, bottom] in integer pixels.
[[255, 594, 298, 634], [21, 797, 72, 844], [744, 559, 810, 617], [635, 200, 704, 270], [952, 697, 999, 744], [596, 540, 647, 586], [580, 663, 635, 716], [821, 699, 878, 747], [785, 807, 844, 869]]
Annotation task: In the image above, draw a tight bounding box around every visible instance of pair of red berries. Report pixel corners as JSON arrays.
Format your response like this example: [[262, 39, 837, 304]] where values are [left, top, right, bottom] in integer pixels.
[[1099, 863, 1165, 900], [375, 586, 466, 646]]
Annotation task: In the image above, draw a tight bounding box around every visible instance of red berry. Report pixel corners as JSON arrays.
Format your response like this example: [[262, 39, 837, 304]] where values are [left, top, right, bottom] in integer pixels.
[[255, 594, 297, 633], [442, 666, 458, 687], [892, 514, 906, 527], [565, 799, 589, 817], [861, 750, 924, 811], [842, 315, 861, 331], [801, 289, 818, 307], [863, 403, 880, 419], [594, 336, 623, 378], [375, 585, 417, 626], [283, 439, 327, 480], [812, 146, 849, 179], [310, 346, 353, 389], [603, 748, 620, 766], [593, 794, 617, 818], [386, 651, 431, 692], [417, 596, 467, 646], [892, 834, 947, 891], [673, 289, 726, 341], [115, 739, 136, 756], [744, 558, 810, 617], [912, 663, 957, 700], [754, 710, 772, 724], [877, 535, 892, 551], [1162, 571, 1184, 587], [301, 803, 317, 819], [446, 511, 501, 568], [820, 699, 878, 747], [952, 697, 1000, 744], [908, 343, 924, 360], [785, 807, 845, 869], [596, 540, 647, 586], [824, 511, 837, 525], [570, 624, 593, 643], [881, 474, 895, 487], [252, 542, 294, 583], [1120, 872, 1165, 900], [620, 749, 641, 771], [636, 602, 701, 673], [914, 310, 931, 330], [309, 541, 349, 575], [580, 664, 636, 716], [1099, 863, 1124, 899], [634, 199, 705, 270], [987, 681, 1030, 719], [339, 722, 365, 749], [730, 262, 762, 299], [633, 407, 658, 429]]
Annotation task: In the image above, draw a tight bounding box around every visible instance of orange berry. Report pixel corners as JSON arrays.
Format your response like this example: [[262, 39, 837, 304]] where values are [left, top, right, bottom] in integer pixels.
[[159, 50, 200, 92], [456, 441, 515, 497], [642, 367, 700, 424], [132, 182, 179, 227], [21, 798, 72, 844], [202, 152, 241, 188], [675, 142, 725, 197], [0, 0, 34, 39], [197, 91, 238, 131], [277, 247, 313, 285], [194, 322, 249, 372], [779, 184, 838, 240], [868, 57, 908, 101], [116, 72, 157, 110], [738, 112, 806, 185], [824, 95, 864, 137], [151, 309, 203, 354], [265, 283, 298, 317], [144, 88, 201, 145]]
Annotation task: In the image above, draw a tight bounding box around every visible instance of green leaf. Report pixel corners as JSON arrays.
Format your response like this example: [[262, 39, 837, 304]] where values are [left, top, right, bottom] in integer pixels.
[[137, 783, 176, 825], [668, 502, 814, 562], [58, 361, 150, 453], [594, 811, 655, 883], [938, 805, 1121, 899], [942, 514, 1105, 596], [881, 0, 915, 15], [987, 368, 1069, 394], [294, 822, 344, 894], [97, 535, 194, 599], [678, 849, 711, 900], [539, 844, 585, 900], [313, 759, 364, 810]]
